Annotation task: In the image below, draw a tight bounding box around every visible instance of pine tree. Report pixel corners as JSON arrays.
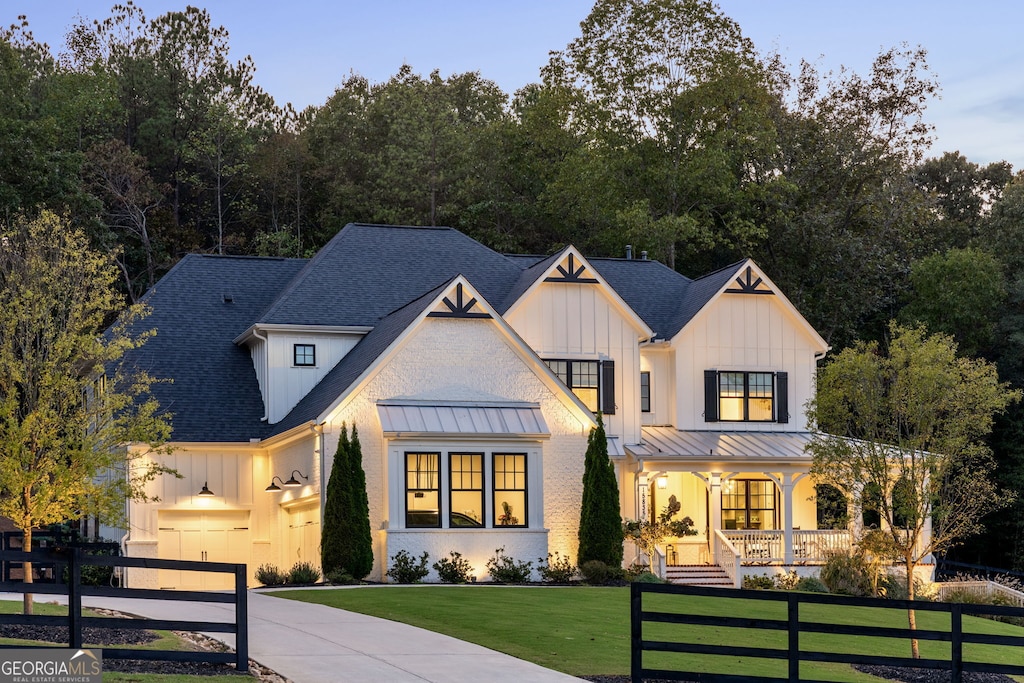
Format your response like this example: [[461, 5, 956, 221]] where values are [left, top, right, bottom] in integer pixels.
[[321, 423, 352, 575], [347, 425, 374, 579], [577, 414, 623, 566]]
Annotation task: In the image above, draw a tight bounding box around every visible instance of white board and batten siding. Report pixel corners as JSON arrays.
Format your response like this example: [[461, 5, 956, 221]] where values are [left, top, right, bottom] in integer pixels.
[[674, 293, 823, 432], [640, 346, 674, 427], [259, 331, 364, 424], [506, 281, 644, 444]]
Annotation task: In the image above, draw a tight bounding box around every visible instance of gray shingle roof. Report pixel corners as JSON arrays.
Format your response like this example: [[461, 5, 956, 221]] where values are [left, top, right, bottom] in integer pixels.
[[130, 254, 307, 442], [131, 224, 756, 442]]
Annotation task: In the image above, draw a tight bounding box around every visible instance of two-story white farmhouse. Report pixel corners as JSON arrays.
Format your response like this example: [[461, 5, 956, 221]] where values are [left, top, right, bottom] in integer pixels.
[[122, 223, 852, 588]]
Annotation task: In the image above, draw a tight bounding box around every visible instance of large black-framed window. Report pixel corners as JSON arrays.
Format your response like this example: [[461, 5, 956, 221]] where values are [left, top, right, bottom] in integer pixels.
[[545, 359, 615, 414], [405, 452, 440, 527], [640, 371, 651, 413], [493, 453, 527, 527], [449, 453, 484, 527], [293, 343, 316, 367], [722, 479, 777, 530], [704, 370, 788, 423]]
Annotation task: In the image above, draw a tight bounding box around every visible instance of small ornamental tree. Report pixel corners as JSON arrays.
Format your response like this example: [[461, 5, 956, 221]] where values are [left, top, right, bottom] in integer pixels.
[[808, 323, 1019, 658], [347, 425, 373, 579], [0, 213, 175, 614], [321, 424, 352, 577], [577, 414, 623, 567], [623, 495, 697, 570]]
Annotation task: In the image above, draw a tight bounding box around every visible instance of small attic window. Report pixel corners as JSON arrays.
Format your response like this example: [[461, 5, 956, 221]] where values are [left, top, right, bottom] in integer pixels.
[[222, 293, 234, 303], [294, 344, 316, 367]]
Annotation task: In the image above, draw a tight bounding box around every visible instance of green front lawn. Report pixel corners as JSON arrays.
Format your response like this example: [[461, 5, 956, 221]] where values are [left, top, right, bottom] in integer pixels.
[[271, 586, 1024, 682]]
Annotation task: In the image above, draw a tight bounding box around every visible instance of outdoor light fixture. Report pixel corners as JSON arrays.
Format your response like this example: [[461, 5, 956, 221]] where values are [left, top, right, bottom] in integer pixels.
[[197, 481, 215, 497], [656, 476, 668, 489], [264, 476, 286, 492], [283, 469, 308, 487]]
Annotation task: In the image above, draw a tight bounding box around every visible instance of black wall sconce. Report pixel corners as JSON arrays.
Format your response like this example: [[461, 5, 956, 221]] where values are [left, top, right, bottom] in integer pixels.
[[265, 470, 308, 492], [197, 481, 215, 497]]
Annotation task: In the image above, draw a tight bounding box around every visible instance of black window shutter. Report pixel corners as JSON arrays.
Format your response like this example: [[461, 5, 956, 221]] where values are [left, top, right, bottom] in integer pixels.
[[600, 360, 615, 415], [704, 370, 718, 422], [776, 371, 789, 424]]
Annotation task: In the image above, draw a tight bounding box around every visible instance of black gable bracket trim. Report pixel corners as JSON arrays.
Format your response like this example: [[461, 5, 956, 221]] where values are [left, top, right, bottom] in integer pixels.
[[544, 253, 599, 284], [427, 311, 492, 319], [724, 266, 775, 295], [544, 276, 599, 283]]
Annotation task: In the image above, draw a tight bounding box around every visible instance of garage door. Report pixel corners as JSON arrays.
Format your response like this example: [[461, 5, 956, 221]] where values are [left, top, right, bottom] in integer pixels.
[[287, 502, 321, 570], [157, 510, 250, 590]]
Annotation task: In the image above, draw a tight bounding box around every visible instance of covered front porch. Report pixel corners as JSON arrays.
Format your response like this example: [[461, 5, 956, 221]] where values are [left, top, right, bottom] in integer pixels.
[[625, 428, 854, 586]]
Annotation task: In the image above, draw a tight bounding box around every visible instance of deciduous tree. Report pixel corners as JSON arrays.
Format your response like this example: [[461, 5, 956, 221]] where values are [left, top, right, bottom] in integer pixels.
[[0, 211, 173, 614], [808, 323, 1018, 657]]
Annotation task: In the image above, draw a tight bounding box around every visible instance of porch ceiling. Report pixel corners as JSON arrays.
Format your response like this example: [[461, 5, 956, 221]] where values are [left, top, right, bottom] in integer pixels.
[[631, 427, 813, 461]]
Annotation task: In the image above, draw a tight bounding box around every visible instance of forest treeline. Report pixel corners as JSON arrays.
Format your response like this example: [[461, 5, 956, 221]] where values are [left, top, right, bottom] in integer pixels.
[[3, 0, 1024, 567]]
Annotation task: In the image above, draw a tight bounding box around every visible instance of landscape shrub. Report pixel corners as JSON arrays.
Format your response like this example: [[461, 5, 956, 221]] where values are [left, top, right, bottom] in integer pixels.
[[794, 576, 828, 593], [325, 568, 356, 585], [579, 560, 611, 584], [630, 571, 665, 584], [486, 547, 533, 583], [537, 552, 576, 583], [742, 574, 774, 590], [819, 551, 873, 597], [288, 561, 322, 585], [387, 550, 430, 583], [433, 551, 474, 583], [255, 563, 288, 586], [773, 570, 800, 590]]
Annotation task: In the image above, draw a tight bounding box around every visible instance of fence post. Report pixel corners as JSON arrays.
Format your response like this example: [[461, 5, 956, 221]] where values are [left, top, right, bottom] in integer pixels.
[[67, 547, 83, 649], [950, 602, 962, 683], [787, 593, 799, 681], [235, 564, 249, 673], [630, 583, 642, 683]]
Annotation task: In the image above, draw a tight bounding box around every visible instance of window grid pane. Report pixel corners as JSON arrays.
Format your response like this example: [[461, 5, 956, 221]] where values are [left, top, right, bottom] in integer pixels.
[[406, 452, 440, 528], [294, 344, 315, 366], [718, 371, 774, 422], [493, 453, 527, 527], [449, 453, 483, 526], [640, 372, 651, 413]]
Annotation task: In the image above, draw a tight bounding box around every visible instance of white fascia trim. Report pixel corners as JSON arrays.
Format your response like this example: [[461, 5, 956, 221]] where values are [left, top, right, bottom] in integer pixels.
[[382, 431, 551, 441], [233, 323, 374, 345]]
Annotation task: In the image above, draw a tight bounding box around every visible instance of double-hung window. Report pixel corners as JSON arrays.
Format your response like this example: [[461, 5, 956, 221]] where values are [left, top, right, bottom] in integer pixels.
[[405, 452, 440, 527], [545, 359, 615, 414], [704, 370, 788, 423], [722, 479, 777, 530], [493, 453, 527, 527], [449, 453, 484, 527]]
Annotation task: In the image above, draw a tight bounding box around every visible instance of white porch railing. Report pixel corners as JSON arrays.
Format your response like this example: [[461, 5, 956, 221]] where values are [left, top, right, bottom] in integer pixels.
[[721, 529, 853, 564], [714, 530, 742, 588], [935, 581, 1024, 608]]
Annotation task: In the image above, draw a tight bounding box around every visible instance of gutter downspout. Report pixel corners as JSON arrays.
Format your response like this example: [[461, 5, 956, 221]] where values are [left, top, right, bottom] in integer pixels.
[[253, 327, 269, 422]]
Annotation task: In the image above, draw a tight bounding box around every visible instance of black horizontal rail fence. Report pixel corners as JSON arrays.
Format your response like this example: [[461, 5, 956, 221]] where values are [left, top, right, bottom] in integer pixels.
[[631, 582, 1024, 683], [2, 531, 119, 583], [0, 547, 248, 672]]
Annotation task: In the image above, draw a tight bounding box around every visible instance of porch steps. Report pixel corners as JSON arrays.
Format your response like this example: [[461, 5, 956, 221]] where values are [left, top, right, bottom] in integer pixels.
[[665, 564, 734, 588]]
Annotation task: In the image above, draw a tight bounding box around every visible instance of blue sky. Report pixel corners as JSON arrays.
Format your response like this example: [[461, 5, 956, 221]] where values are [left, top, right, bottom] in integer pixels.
[[16, 1, 1024, 169]]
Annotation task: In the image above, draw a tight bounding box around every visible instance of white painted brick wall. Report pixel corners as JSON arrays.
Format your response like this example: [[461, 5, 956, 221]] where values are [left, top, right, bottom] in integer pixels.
[[325, 317, 591, 581]]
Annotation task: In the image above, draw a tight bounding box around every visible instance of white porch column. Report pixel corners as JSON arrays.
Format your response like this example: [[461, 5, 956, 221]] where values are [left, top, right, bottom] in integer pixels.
[[782, 475, 794, 564], [709, 473, 722, 563]]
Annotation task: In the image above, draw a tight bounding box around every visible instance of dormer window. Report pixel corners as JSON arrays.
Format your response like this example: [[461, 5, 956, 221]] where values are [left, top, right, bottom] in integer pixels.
[[293, 344, 316, 367]]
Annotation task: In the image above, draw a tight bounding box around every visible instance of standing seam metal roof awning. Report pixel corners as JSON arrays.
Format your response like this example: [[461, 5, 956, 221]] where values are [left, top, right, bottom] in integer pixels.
[[629, 427, 813, 460], [377, 400, 549, 437]]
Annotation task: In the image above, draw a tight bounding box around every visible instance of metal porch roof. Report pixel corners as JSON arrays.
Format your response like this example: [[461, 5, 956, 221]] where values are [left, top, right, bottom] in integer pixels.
[[630, 427, 813, 461], [377, 400, 549, 437]]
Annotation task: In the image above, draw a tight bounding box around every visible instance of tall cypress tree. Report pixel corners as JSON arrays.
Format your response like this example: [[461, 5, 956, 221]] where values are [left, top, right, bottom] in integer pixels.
[[577, 414, 623, 566], [321, 423, 352, 575], [347, 425, 374, 579]]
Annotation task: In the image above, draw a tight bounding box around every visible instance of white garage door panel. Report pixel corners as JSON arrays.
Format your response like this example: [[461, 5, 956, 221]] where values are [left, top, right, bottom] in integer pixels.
[[287, 503, 321, 569], [157, 510, 251, 590]]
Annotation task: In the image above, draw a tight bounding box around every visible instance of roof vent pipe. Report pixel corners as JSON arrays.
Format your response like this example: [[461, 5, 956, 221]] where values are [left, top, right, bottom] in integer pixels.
[[625, 245, 633, 259], [641, 251, 648, 260]]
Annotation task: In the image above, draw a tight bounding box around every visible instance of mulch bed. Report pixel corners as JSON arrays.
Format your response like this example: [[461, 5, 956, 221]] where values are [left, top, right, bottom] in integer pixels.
[[0, 620, 271, 678]]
